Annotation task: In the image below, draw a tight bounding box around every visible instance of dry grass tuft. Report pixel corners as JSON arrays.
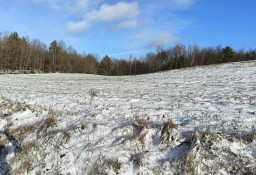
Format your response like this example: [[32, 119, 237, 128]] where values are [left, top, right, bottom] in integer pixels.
[[12, 125, 36, 142], [16, 161, 32, 174], [89, 89, 98, 98], [135, 119, 149, 130], [133, 119, 150, 146], [138, 131, 148, 145], [161, 120, 178, 144], [36, 114, 57, 136], [165, 120, 178, 130], [62, 130, 71, 143], [10, 142, 37, 175], [185, 152, 197, 175], [108, 159, 122, 174], [11, 142, 37, 164]]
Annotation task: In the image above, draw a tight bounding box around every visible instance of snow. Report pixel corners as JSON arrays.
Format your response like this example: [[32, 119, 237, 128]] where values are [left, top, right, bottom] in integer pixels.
[[0, 61, 256, 174]]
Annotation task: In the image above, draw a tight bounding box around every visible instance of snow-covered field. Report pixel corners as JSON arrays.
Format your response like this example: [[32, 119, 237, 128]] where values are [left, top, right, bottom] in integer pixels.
[[0, 61, 256, 174]]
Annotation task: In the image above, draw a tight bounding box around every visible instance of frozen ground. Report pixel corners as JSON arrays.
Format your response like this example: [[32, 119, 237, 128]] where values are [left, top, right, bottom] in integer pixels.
[[0, 61, 256, 174]]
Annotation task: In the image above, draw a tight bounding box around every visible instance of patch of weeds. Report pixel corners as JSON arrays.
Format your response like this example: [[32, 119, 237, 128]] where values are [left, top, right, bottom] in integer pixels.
[[135, 119, 149, 130], [165, 120, 178, 130], [160, 120, 178, 144], [183, 130, 255, 174], [198, 127, 215, 146], [12, 102, 27, 113], [0, 98, 29, 118], [12, 125, 36, 143], [89, 157, 122, 175], [89, 156, 106, 175], [36, 114, 57, 137], [62, 130, 71, 143], [16, 161, 32, 174], [11, 142, 37, 163], [89, 89, 98, 106], [185, 152, 197, 175], [107, 159, 122, 174], [10, 141, 37, 174], [89, 89, 98, 98], [138, 131, 147, 145], [133, 119, 150, 147]]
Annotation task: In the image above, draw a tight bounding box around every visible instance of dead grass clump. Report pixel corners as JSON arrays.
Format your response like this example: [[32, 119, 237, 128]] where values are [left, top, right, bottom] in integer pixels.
[[15, 161, 32, 174], [63, 130, 71, 143], [19, 142, 37, 156], [165, 120, 178, 130], [89, 157, 121, 175], [107, 159, 122, 174], [12, 125, 36, 142], [43, 115, 56, 128], [185, 152, 197, 175], [36, 115, 57, 136], [11, 142, 37, 164], [133, 119, 150, 146], [89, 157, 106, 175], [135, 119, 149, 130], [89, 89, 98, 106], [0, 98, 29, 118], [161, 120, 178, 144], [89, 89, 98, 98], [184, 130, 255, 174], [12, 102, 27, 113], [10, 142, 37, 174], [138, 131, 148, 145]]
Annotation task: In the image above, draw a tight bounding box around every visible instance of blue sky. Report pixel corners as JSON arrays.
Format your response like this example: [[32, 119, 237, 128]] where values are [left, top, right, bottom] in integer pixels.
[[0, 0, 256, 58]]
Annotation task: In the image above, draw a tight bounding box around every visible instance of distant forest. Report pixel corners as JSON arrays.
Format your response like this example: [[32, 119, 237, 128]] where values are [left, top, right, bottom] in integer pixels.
[[0, 32, 256, 75]]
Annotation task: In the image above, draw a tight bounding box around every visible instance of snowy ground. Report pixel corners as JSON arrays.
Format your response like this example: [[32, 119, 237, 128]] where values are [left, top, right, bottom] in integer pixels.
[[0, 61, 256, 174]]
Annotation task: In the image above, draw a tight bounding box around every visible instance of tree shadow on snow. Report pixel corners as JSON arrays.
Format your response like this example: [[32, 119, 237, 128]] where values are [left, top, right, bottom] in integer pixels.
[[0, 130, 21, 175]]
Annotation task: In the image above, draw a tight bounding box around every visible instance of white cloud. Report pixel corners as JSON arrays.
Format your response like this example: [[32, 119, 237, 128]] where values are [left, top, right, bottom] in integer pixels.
[[67, 21, 91, 35], [146, 33, 179, 48], [33, 1, 140, 34], [67, 1, 140, 34], [86, 2, 139, 22]]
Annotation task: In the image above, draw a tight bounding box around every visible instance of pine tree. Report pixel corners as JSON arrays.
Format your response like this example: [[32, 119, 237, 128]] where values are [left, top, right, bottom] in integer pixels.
[[100, 55, 113, 75], [222, 46, 236, 63]]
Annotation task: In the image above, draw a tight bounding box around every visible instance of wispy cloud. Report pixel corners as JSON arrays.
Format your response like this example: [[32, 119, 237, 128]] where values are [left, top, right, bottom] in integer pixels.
[[32, 0, 101, 15], [171, 0, 196, 9], [117, 19, 138, 29], [109, 50, 141, 57], [67, 21, 91, 35], [146, 33, 179, 48]]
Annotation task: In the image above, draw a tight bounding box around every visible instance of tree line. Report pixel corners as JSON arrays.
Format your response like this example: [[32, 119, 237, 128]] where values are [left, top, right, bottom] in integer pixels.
[[0, 32, 256, 75]]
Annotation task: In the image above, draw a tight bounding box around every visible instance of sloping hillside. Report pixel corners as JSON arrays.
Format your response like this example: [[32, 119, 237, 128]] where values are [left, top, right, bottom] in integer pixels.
[[0, 61, 256, 174]]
